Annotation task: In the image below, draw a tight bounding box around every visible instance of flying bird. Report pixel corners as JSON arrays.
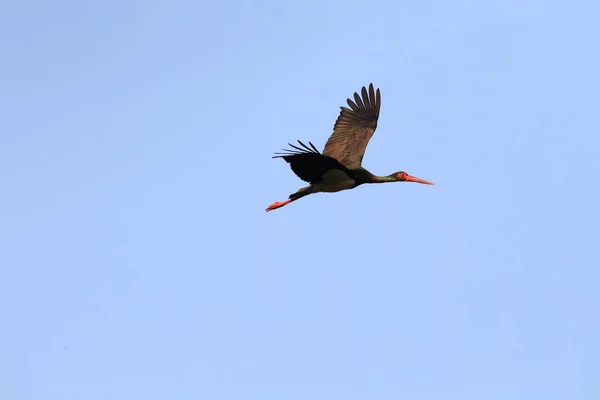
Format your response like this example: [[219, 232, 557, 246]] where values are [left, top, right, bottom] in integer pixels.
[[266, 83, 433, 212]]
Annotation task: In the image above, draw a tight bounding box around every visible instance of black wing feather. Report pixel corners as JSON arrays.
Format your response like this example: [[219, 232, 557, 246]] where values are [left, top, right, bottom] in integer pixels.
[[273, 140, 352, 184]]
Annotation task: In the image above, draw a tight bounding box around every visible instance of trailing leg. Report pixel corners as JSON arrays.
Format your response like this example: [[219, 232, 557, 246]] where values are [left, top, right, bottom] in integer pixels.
[[265, 186, 315, 212]]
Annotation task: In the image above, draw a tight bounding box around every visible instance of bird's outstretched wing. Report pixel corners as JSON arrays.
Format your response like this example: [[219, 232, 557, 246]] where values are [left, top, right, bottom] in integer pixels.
[[322, 83, 381, 169], [273, 140, 351, 184]]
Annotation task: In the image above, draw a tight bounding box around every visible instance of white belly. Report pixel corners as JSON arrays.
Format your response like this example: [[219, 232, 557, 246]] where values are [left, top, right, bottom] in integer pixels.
[[316, 169, 355, 193]]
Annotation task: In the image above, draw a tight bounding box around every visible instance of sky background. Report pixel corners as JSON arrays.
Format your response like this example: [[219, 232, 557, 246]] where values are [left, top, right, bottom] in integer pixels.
[[1, 0, 599, 399]]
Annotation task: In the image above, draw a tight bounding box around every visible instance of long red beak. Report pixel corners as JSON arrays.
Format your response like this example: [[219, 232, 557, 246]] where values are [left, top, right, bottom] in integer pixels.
[[405, 174, 434, 185]]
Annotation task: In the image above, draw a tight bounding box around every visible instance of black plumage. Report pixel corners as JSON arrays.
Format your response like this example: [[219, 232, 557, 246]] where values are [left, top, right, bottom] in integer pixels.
[[273, 140, 352, 184]]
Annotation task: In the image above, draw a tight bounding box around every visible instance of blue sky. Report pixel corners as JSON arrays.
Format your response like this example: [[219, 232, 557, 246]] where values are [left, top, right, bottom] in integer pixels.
[[1, 0, 599, 399]]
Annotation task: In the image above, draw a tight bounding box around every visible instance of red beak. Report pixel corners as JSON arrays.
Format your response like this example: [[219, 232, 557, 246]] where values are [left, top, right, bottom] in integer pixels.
[[405, 174, 434, 185]]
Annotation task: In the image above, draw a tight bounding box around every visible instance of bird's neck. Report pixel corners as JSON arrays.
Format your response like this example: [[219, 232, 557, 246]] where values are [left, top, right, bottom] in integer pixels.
[[353, 168, 397, 184], [370, 174, 398, 183]]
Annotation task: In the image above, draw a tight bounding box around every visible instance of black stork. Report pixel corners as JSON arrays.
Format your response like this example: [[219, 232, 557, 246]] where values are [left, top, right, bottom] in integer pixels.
[[266, 83, 433, 212]]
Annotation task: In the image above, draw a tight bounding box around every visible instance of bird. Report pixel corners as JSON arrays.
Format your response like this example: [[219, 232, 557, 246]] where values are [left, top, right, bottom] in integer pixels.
[[266, 83, 433, 212]]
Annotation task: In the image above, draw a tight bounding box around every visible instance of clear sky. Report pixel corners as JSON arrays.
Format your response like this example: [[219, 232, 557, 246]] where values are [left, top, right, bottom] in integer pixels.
[[1, 0, 599, 399]]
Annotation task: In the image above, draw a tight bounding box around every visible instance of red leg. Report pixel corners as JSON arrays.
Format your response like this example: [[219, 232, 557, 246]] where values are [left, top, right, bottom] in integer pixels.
[[265, 199, 291, 212]]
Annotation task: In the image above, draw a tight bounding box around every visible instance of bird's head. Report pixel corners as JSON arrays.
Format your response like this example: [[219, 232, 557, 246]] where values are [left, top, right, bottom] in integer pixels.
[[392, 171, 434, 185]]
